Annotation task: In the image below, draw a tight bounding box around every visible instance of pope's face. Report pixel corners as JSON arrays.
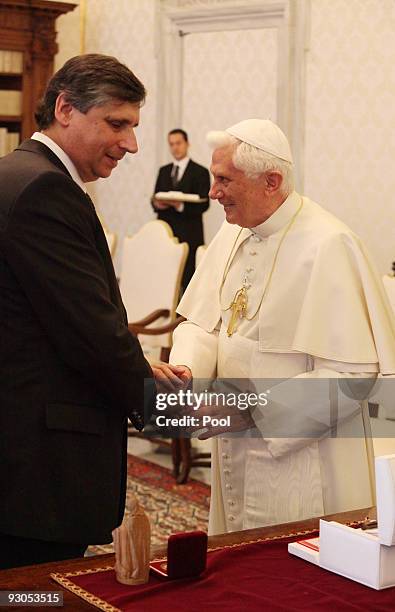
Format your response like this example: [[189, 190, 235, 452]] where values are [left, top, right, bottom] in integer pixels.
[[62, 100, 141, 182], [209, 146, 270, 227]]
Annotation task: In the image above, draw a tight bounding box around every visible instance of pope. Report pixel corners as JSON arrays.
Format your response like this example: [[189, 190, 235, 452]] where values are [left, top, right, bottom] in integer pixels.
[[159, 119, 395, 535]]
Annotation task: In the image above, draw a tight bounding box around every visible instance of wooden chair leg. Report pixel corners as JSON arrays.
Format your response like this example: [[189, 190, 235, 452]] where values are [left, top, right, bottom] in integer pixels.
[[172, 440, 211, 484], [171, 439, 181, 478], [176, 438, 192, 484], [160, 347, 170, 362]]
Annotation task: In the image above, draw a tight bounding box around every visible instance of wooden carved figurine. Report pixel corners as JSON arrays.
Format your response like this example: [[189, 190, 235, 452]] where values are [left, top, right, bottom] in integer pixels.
[[112, 495, 151, 585]]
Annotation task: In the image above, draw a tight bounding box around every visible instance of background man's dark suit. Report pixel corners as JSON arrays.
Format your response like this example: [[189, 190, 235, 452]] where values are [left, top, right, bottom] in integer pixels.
[[0, 140, 154, 547], [153, 160, 210, 289]]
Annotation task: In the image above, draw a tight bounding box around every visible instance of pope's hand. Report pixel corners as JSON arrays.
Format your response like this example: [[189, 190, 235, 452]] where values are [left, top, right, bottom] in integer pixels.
[[185, 402, 255, 439], [150, 361, 192, 393]]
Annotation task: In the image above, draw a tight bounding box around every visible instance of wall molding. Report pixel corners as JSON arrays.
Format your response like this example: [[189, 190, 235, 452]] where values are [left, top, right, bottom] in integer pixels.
[[157, 0, 310, 190], [165, 1, 287, 32]]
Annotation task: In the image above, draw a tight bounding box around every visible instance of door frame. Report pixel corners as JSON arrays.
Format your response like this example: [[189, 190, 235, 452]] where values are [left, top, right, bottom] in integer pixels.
[[156, 0, 310, 190]]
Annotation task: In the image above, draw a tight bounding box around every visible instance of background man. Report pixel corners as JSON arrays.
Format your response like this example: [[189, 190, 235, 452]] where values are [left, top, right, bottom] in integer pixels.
[[168, 119, 395, 535], [152, 129, 210, 290], [0, 54, 163, 569]]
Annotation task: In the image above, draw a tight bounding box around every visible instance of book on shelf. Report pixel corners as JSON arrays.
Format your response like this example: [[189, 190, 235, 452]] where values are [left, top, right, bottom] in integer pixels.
[[7, 131, 19, 152], [0, 90, 22, 115], [0, 50, 23, 73], [0, 127, 20, 156]]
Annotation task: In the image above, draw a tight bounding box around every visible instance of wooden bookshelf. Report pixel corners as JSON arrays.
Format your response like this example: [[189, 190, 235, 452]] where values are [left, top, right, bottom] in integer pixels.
[[0, 0, 77, 146], [0, 115, 22, 122]]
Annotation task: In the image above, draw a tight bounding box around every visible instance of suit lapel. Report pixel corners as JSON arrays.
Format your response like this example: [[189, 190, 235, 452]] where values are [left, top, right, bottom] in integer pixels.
[[178, 159, 192, 188]]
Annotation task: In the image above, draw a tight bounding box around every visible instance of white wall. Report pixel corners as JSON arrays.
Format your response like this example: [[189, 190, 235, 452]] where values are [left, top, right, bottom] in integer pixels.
[[84, 0, 159, 273], [182, 26, 278, 242], [304, 0, 395, 275], [52, 0, 160, 274], [53, 0, 395, 275], [53, 0, 81, 71]]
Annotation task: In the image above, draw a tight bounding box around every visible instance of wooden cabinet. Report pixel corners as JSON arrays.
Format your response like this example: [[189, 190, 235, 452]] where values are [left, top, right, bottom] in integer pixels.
[[0, 0, 76, 150]]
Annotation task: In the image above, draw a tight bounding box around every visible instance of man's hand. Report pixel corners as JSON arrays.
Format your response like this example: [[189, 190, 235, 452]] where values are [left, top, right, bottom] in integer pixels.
[[153, 198, 183, 211], [153, 198, 170, 210], [150, 361, 192, 393], [165, 200, 183, 210]]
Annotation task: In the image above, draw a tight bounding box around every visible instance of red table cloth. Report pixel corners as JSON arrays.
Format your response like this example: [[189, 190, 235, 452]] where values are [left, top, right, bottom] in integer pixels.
[[51, 533, 395, 611]]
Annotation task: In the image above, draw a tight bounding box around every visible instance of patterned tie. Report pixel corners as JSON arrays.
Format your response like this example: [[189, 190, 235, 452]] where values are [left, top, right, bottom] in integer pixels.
[[171, 164, 180, 188]]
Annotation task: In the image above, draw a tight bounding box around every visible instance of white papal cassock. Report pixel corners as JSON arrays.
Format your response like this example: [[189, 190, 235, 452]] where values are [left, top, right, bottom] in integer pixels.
[[170, 191, 395, 535]]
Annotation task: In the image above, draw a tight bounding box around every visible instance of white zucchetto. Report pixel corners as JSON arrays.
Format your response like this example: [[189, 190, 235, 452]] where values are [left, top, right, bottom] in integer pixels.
[[226, 119, 293, 164]]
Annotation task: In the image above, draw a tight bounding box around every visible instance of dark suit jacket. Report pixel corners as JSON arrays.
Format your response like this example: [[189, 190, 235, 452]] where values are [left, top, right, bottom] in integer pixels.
[[0, 139, 155, 545], [153, 159, 210, 288]]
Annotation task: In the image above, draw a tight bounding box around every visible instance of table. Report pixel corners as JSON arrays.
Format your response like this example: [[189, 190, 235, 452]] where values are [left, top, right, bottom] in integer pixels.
[[0, 507, 375, 611]]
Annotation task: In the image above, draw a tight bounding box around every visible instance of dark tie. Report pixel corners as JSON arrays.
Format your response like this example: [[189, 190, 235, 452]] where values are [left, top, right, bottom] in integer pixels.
[[171, 164, 179, 188]]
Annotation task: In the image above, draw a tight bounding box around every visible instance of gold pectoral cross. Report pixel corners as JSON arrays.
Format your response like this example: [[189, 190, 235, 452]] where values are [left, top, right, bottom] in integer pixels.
[[227, 286, 248, 336]]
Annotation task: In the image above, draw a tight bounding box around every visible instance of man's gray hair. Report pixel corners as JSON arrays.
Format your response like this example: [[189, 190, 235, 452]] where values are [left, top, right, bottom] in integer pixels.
[[207, 130, 294, 196], [35, 54, 146, 130]]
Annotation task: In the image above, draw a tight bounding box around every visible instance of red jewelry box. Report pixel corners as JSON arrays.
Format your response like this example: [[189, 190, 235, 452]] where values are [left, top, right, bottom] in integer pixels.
[[150, 530, 208, 579]]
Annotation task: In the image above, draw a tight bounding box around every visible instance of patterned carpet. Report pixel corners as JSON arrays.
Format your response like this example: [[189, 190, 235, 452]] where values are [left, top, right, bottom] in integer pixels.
[[88, 454, 210, 555]]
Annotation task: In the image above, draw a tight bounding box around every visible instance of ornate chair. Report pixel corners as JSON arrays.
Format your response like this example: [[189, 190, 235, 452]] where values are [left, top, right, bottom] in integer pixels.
[[120, 223, 212, 483], [120, 220, 192, 479], [171, 243, 211, 483], [120, 220, 187, 362], [97, 212, 117, 258], [104, 228, 117, 258]]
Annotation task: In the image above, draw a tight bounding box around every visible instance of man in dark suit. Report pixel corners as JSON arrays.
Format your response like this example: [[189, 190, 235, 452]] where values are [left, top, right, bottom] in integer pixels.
[[152, 129, 210, 290], [0, 54, 188, 570]]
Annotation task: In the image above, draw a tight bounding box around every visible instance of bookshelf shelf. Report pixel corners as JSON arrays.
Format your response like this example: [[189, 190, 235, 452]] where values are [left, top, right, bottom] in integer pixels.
[[0, 115, 22, 123], [0, 74, 23, 89]]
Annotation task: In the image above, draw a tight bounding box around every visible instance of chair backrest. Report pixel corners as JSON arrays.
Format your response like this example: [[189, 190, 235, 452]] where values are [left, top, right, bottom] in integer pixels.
[[120, 220, 188, 349], [382, 275, 395, 314], [97, 212, 117, 258], [104, 228, 117, 258], [195, 244, 207, 268]]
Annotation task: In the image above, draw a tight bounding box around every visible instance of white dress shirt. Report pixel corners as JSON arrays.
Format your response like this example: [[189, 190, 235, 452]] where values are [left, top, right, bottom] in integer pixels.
[[172, 156, 189, 182], [172, 156, 190, 212]]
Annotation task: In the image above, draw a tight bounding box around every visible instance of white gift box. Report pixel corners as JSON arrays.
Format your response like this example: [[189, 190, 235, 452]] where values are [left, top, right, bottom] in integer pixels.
[[289, 454, 395, 590], [319, 520, 395, 589], [376, 454, 395, 546], [288, 537, 319, 565]]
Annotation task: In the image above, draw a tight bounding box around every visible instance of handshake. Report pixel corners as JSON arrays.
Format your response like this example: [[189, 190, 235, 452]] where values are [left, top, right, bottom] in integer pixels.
[[148, 361, 255, 439]]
